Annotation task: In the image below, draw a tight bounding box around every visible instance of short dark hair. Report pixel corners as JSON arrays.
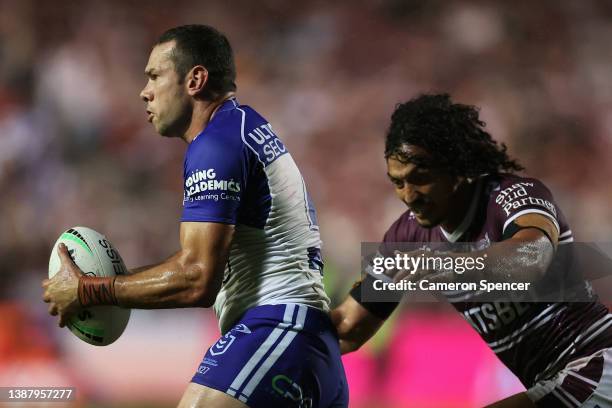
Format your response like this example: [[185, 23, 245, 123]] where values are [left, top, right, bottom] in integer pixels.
[[385, 93, 523, 177], [156, 24, 237, 99]]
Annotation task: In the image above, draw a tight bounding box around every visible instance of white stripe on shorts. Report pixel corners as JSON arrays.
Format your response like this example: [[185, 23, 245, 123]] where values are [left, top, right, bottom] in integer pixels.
[[550, 389, 578, 407], [528, 348, 612, 406], [227, 304, 296, 397], [237, 304, 308, 403], [556, 386, 581, 407]]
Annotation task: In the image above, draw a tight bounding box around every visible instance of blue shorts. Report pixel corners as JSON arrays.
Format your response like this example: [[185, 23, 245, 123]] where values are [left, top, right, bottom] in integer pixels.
[[191, 304, 349, 408]]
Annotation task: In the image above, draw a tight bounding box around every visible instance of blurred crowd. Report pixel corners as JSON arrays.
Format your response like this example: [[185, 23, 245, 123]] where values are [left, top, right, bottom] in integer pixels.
[[1, 0, 612, 407]]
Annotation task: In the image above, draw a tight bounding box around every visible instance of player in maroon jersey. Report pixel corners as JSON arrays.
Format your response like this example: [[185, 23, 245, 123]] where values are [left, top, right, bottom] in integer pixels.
[[331, 94, 612, 407]]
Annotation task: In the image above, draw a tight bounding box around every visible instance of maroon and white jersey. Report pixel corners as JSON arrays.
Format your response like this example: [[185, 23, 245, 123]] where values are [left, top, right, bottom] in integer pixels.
[[383, 173, 612, 387]]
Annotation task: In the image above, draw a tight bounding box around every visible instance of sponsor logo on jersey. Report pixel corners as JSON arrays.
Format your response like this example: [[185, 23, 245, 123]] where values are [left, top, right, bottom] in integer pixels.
[[246, 123, 287, 164], [495, 182, 557, 217], [463, 302, 530, 335], [184, 168, 241, 203]]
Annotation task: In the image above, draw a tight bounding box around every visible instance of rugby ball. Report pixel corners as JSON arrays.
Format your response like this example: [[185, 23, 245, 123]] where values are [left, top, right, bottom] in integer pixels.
[[48, 227, 131, 346]]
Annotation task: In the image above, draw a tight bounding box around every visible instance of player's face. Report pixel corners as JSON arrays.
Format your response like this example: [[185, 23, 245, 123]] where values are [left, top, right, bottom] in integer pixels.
[[140, 41, 192, 138], [387, 147, 459, 228]]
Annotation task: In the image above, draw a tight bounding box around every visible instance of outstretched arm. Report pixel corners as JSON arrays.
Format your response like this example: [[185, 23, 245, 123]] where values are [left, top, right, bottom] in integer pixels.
[[331, 295, 393, 354], [332, 213, 560, 355], [394, 214, 559, 286]]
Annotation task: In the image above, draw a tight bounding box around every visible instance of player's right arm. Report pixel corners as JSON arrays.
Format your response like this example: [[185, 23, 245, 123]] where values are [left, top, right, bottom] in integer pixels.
[[45, 115, 249, 326], [331, 273, 400, 354], [44, 221, 233, 326], [331, 296, 389, 354], [331, 219, 406, 354], [114, 221, 233, 308]]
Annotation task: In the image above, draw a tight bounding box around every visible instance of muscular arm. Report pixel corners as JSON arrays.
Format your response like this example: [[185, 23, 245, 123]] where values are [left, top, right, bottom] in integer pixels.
[[331, 213, 559, 355], [127, 246, 194, 275], [130, 263, 164, 274], [397, 214, 559, 285], [421, 228, 554, 285], [114, 222, 233, 308], [44, 221, 234, 326]]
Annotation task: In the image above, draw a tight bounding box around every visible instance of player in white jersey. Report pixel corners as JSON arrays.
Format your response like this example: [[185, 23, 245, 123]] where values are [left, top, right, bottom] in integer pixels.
[[43, 25, 348, 408]]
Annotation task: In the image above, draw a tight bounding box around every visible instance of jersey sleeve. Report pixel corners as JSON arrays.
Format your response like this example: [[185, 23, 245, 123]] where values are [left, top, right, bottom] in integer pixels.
[[181, 135, 249, 224], [490, 178, 561, 239]]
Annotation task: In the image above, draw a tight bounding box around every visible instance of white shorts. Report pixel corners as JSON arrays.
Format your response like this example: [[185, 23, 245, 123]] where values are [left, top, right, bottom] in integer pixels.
[[527, 348, 612, 407]]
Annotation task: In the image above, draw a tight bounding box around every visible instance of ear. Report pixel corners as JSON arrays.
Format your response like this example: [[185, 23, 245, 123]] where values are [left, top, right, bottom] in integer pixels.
[[186, 65, 209, 96]]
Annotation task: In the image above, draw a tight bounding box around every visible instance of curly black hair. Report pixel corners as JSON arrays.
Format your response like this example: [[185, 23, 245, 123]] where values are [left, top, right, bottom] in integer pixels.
[[385, 94, 523, 177]]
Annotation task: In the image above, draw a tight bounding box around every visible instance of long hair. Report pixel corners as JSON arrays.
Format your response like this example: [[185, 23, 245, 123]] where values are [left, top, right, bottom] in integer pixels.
[[385, 93, 523, 177]]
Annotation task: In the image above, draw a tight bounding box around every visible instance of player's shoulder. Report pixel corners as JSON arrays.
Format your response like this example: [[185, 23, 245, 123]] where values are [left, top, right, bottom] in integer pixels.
[[212, 99, 271, 135], [188, 99, 268, 155], [483, 173, 556, 208], [484, 173, 552, 195], [234, 103, 269, 128], [215, 100, 268, 126], [226, 102, 289, 167], [481, 172, 566, 235]]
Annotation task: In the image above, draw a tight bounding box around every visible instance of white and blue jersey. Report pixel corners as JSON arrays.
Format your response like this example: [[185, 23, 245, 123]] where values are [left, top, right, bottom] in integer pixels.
[[181, 97, 329, 333], [183, 99, 347, 407]]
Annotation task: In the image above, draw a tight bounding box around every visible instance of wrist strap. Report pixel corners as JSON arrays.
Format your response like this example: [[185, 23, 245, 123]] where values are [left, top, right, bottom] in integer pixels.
[[349, 275, 399, 320], [78, 276, 118, 307]]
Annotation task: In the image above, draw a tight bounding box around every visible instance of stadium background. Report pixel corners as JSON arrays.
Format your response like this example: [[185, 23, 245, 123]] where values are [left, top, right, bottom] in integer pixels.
[[1, 0, 612, 407]]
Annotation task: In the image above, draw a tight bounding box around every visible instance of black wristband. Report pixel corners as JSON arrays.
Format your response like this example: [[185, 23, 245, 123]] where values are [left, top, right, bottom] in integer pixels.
[[502, 220, 554, 243], [349, 274, 399, 320]]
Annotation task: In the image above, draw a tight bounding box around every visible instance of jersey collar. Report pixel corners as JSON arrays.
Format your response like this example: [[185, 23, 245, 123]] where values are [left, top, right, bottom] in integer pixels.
[[440, 178, 484, 243], [192, 98, 238, 142], [215, 97, 238, 113]]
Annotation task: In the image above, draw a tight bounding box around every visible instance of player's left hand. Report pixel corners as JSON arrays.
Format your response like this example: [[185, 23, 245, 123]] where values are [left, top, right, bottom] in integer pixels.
[[42, 243, 83, 327]]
